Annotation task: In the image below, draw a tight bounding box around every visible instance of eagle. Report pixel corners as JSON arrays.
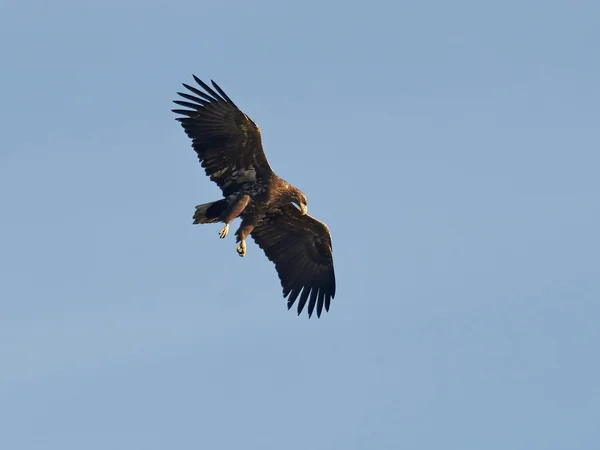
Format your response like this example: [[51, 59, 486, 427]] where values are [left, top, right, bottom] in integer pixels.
[[172, 75, 336, 318]]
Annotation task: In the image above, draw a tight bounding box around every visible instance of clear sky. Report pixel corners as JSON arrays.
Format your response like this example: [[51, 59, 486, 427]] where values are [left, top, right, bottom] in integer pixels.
[[1, 1, 599, 449]]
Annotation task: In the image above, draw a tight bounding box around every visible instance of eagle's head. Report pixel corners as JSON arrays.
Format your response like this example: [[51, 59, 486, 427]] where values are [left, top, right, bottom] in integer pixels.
[[288, 186, 308, 215]]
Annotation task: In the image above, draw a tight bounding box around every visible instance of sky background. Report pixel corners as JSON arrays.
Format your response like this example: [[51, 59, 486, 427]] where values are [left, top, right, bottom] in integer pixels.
[[1, 0, 599, 449]]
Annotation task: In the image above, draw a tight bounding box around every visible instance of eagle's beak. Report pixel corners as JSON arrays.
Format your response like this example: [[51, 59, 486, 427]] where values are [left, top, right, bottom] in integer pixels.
[[300, 203, 308, 215]]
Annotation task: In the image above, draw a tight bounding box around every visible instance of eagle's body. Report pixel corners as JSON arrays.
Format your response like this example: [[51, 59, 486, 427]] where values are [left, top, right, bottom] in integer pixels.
[[172, 76, 336, 318]]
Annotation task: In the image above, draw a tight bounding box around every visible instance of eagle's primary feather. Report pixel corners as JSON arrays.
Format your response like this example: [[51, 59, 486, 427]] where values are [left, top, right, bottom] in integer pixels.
[[172, 76, 336, 318]]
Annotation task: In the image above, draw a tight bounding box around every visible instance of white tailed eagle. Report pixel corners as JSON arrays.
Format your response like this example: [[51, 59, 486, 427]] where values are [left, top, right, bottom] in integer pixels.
[[172, 76, 336, 318]]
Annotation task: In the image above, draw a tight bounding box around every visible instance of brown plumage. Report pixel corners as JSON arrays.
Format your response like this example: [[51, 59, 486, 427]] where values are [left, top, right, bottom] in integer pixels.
[[172, 75, 336, 318]]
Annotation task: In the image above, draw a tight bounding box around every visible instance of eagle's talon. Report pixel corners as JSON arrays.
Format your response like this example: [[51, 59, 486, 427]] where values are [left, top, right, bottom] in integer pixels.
[[237, 241, 246, 257], [219, 224, 229, 239]]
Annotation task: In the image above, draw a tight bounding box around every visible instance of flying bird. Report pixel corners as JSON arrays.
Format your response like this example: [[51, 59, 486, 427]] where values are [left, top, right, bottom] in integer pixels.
[[172, 75, 336, 318]]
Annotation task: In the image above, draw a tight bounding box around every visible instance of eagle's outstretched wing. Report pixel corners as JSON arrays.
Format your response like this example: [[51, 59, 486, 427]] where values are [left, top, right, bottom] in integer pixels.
[[251, 205, 336, 318], [172, 76, 274, 196]]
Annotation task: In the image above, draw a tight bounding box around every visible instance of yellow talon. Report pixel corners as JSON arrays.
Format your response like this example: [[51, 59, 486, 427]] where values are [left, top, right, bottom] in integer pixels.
[[237, 240, 246, 257], [219, 224, 229, 239]]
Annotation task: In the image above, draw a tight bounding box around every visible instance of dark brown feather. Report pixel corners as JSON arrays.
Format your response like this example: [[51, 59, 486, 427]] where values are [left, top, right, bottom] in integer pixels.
[[251, 205, 336, 318], [172, 76, 275, 196]]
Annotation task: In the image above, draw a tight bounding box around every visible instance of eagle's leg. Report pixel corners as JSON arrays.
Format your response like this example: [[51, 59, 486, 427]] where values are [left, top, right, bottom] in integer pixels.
[[218, 194, 251, 240], [235, 219, 257, 258]]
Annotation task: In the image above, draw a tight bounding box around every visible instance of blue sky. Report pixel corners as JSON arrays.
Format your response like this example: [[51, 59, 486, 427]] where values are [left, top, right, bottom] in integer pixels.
[[1, 0, 599, 449]]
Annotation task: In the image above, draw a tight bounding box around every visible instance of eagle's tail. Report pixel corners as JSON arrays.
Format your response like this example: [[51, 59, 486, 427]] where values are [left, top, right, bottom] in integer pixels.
[[193, 200, 227, 224]]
